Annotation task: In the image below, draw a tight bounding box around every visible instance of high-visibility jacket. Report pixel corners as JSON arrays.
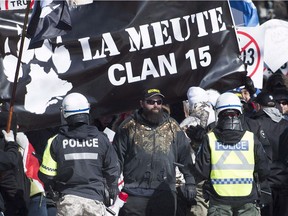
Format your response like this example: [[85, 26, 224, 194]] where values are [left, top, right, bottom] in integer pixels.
[[208, 131, 255, 197], [39, 135, 57, 177]]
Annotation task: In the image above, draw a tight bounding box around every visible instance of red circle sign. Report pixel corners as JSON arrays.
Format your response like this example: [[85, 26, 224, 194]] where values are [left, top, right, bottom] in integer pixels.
[[237, 30, 261, 78]]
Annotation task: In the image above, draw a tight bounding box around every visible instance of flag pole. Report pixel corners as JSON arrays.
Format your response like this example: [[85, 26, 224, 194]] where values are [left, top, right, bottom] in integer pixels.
[[6, 0, 31, 132]]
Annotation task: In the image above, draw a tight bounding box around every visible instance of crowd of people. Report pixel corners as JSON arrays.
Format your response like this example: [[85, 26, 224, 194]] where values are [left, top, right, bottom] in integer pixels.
[[0, 71, 287, 216]]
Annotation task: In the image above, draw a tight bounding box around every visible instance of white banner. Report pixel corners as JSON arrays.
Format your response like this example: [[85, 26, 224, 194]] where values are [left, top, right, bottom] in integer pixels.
[[261, 19, 288, 73], [237, 27, 264, 89]]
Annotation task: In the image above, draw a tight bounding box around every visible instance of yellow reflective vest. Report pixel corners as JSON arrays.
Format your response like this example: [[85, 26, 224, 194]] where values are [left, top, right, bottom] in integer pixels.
[[39, 135, 58, 177], [208, 131, 255, 197]]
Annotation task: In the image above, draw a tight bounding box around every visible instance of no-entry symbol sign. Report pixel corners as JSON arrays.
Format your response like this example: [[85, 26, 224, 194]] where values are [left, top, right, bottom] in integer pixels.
[[237, 28, 264, 89]]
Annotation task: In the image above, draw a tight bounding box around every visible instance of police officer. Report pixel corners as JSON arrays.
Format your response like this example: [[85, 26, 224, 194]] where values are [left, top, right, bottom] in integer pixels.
[[38, 92, 119, 216], [195, 92, 269, 216]]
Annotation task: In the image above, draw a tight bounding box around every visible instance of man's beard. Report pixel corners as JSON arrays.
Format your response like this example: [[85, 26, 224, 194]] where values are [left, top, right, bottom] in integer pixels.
[[142, 108, 163, 125]]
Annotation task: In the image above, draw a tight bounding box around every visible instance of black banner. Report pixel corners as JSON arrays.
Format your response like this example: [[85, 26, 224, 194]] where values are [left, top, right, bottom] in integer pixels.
[[0, 1, 245, 131]]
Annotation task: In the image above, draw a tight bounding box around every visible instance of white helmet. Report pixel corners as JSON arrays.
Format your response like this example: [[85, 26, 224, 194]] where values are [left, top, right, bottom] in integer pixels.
[[62, 93, 90, 119], [215, 92, 242, 116]]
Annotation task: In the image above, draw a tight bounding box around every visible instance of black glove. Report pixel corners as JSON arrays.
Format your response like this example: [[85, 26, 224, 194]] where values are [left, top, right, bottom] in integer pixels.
[[186, 125, 205, 143], [48, 185, 61, 202], [108, 185, 119, 204], [244, 76, 256, 96], [180, 184, 197, 203], [202, 180, 212, 202]]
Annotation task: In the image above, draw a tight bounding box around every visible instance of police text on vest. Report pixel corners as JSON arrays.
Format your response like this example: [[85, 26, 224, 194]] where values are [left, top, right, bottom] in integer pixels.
[[63, 138, 99, 149], [215, 141, 249, 151]]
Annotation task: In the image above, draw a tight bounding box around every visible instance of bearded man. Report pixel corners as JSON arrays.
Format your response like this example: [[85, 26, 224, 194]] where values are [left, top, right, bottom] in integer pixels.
[[113, 88, 196, 216]]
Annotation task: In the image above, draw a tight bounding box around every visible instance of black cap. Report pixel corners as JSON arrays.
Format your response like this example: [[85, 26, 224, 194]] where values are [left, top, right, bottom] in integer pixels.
[[254, 91, 276, 107], [144, 88, 165, 99], [273, 88, 288, 101]]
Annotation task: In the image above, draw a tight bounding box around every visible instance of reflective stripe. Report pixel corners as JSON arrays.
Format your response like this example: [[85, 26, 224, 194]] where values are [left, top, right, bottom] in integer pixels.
[[64, 108, 89, 114], [212, 150, 254, 170], [215, 104, 242, 111], [64, 153, 98, 160], [211, 178, 253, 185], [216, 104, 242, 110]]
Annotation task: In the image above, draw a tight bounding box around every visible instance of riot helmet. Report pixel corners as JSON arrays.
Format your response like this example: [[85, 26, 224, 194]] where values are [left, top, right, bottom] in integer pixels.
[[61, 92, 90, 125], [215, 92, 243, 131]]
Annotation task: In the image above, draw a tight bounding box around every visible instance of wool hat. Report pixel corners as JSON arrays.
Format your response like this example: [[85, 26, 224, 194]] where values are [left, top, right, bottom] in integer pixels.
[[143, 88, 165, 99], [187, 86, 208, 107], [254, 91, 276, 107], [206, 89, 220, 107], [273, 88, 288, 101]]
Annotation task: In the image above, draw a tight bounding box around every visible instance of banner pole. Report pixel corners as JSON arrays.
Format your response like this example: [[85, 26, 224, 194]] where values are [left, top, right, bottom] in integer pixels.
[[6, 0, 31, 132]]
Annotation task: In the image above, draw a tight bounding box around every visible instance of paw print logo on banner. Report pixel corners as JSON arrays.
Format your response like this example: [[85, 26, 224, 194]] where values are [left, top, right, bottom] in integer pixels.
[[3, 36, 73, 114]]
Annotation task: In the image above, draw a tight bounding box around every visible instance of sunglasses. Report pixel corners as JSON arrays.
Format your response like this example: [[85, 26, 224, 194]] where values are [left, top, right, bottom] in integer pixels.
[[145, 99, 163, 105], [279, 101, 288, 105]]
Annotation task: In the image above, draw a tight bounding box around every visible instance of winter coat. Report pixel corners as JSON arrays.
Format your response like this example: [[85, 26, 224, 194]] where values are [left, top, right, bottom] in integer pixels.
[[113, 110, 195, 195]]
